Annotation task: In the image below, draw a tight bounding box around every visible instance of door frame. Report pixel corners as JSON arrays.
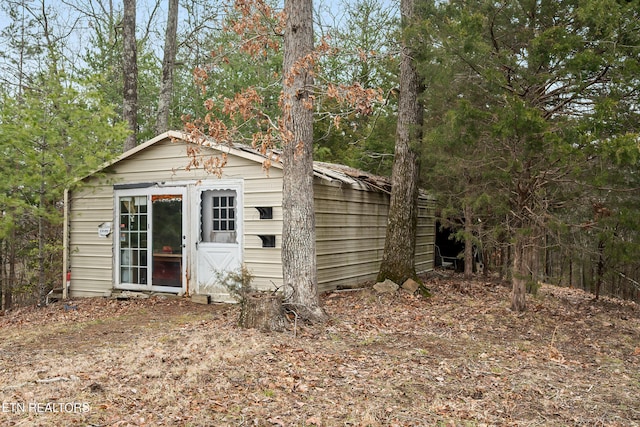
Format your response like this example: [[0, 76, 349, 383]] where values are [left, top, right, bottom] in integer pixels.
[[114, 186, 187, 294], [189, 179, 244, 300]]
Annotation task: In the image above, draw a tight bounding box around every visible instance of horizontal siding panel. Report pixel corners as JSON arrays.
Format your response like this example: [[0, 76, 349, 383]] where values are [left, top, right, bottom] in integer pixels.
[[69, 270, 113, 297], [244, 235, 282, 250], [243, 193, 283, 208], [318, 275, 377, 293], [416, 263, 432, 275], [315, 181, 388, 198], [243, 209, 283, 222], [69, 265, 112, 277], [417, 236, 435, 246], [243, 220, 283, 235], [245, 177, 283, 192], [70, 250, 113, 266], [416, 197, 436, 274], [69, 205, 113, 215], [318, 268, 379, 291], [316, 227, 387, 241], [318, 262, 381, 281], [242, 263, 282, 279], [69, 216, 118, 230], [70, 288, 111, 298], [315, 193, 388, 203], [70, 194, 113, 209], [244, 249, 282, 266], [317, 239, 384, 254], [69, 223, 117, 236], [315, 201, 388, 215], [317, 250, 382, 269], [318, 260, 382, 288], [316, 214, 387, 228], [69, 237, 113, 251]]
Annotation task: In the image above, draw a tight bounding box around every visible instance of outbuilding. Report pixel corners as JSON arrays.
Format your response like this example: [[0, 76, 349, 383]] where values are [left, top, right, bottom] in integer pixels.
[[63, 131, 435, 302]]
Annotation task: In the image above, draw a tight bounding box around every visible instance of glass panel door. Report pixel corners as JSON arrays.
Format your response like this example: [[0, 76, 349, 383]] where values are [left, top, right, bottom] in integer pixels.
[[119, 196, 149, 285], [116, 187, 185, 292], [151, 194, 183, 287]]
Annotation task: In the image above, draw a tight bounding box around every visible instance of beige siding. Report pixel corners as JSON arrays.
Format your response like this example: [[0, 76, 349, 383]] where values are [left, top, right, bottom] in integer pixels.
[[416, 196, 436, 274], [242, 175, 283, 292], [68, 180, 115, 296], [68, 138, 284, 298], [67, 134, 435, 299], [315, 183, 435, 292], [315, 181, 389, 292]]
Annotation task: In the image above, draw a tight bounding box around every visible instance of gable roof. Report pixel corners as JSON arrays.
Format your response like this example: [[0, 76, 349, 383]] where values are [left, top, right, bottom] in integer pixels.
[[85, 130, 396, 194], [99, 130, 272, 172]]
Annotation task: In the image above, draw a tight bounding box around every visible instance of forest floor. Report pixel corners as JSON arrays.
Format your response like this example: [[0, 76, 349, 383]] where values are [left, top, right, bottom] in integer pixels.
[[1, 272, 639, 427]]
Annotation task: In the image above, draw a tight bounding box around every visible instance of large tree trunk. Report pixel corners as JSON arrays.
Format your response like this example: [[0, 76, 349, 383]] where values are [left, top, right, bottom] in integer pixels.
[[377, 0, 421, 285], [156, 0, 179, 134], [511, 238, 527, 312], [122, 0, 138, 151], [281, 0, 326, 323]]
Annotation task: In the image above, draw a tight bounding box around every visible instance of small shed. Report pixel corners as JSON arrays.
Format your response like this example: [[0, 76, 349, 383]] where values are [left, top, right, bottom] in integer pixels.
[[63, 131, 435, 302]]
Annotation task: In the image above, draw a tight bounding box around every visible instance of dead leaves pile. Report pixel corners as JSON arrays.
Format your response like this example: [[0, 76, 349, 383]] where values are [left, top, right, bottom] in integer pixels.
[[0, 275, 639, 426]]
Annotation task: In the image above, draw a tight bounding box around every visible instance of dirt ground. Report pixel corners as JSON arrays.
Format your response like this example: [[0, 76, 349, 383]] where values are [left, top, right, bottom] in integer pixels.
[[1, 273, 639, 426]]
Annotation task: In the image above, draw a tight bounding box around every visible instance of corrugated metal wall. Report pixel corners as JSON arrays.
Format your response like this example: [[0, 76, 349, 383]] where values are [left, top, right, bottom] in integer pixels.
[[315, 181, 389, 292], [416, 195, 437, 274], [315, 182, 435, 292]]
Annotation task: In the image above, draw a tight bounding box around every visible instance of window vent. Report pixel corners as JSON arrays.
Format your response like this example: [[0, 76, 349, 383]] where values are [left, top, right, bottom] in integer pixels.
[[258, 235, 276, 248], [256, 207, 273, 220]]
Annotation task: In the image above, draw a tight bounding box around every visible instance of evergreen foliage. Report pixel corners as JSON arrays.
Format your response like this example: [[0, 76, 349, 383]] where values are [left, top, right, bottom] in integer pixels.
[[0, 67, 127, 306], [417, 0, 640, 307]]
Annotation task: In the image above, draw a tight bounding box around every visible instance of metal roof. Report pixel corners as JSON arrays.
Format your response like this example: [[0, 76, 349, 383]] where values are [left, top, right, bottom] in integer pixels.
[[85, 130, 397, 194]]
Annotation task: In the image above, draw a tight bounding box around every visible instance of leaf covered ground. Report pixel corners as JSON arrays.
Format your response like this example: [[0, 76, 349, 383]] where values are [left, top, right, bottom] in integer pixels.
[[1, 273, 639, 426]]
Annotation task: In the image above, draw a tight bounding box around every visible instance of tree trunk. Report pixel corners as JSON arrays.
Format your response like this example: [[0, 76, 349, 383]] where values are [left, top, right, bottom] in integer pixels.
[[239, 292, 285, 332], [463, 203, 473, 279], [38, 148, 47, 307], [377, 0, 422, 285], [122, 0, 138, 151], [0, 239, 4, 311], [595, 238, 605, 299], [156, 0, 179, 134], [531, 232, 540, 285], [569, 255, 573, 287], [511, 238, 527, 312], [281, 0, 326, 323], [4, 232, 16, 311]]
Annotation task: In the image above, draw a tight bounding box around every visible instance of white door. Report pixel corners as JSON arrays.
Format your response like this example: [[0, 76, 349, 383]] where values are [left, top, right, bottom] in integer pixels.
[[194, 183, 243, 301]]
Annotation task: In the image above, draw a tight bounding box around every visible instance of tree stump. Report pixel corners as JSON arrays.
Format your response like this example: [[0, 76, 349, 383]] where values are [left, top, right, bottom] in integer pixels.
[[239, 292, 286, 332]]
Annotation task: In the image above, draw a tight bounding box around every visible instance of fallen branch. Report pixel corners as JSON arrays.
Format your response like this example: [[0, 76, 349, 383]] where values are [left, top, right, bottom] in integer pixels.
[[1, 382, 29, 391], [36, 376, 72, 384]]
